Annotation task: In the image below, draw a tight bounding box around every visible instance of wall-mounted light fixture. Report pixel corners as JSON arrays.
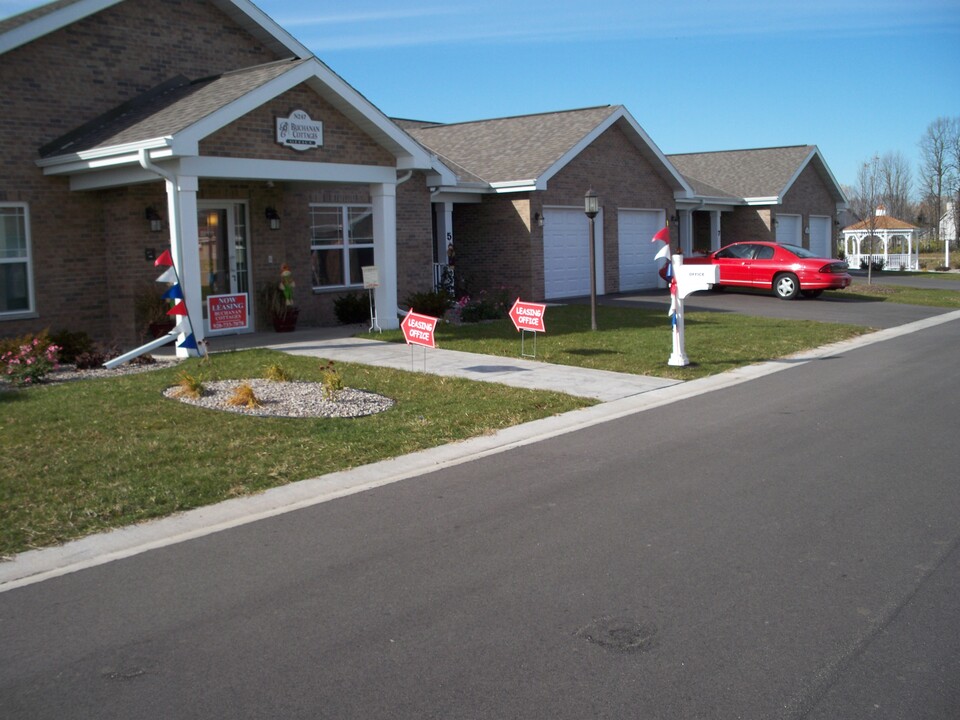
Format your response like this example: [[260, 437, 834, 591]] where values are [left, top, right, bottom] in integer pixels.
[[534, 212, 544, 227], [804, 226, 810, 235], [145, 206, 162, 232], [265, 206, 280, 230]]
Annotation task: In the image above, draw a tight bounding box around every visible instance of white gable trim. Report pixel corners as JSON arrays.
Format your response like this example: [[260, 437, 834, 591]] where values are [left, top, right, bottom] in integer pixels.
[[1, 0, 310, 58], [1, 0, 121, 55], [537, 107, 694, 196], [37, 57, 433, 175], [779, 146, 848, 206]]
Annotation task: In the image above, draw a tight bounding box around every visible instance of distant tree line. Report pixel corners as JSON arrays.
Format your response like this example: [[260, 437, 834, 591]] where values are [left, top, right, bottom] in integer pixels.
[[843, 116, 960, 249]]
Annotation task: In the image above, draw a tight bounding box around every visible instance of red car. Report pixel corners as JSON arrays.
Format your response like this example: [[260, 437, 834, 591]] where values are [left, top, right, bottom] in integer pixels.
[[682, 241, 852, 300]]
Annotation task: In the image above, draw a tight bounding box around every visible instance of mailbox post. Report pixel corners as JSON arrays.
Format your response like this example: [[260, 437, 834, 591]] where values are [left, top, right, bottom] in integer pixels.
[[667, 255, 719, 367]]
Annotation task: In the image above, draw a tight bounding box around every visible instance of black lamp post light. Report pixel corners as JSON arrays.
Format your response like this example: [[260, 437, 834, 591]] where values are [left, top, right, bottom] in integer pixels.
[[584, 188, 599, 331]]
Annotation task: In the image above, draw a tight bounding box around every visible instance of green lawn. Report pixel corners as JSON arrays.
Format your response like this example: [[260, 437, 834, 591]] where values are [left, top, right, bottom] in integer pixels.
[[388, 304, 870, 381], [831, 280, 960, 308], [0, 303, 885, 557]]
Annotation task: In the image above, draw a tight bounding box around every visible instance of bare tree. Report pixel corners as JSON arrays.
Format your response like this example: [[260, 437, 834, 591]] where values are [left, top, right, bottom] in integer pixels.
[[918, 117, 952, 244], [948, 116, 960, 251], [856, 155, 882, 284], [878, 151, 913, 221]]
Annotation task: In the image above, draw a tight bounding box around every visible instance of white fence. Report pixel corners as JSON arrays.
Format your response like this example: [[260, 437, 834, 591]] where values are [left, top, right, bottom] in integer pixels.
[[844, 253, 919, 271]]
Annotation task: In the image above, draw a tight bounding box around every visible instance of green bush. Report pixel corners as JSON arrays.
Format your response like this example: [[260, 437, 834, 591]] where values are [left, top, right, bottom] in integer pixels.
[[333, 292, 369, 324], [403, 290, 452, 319], [49, 329, 94, 364]]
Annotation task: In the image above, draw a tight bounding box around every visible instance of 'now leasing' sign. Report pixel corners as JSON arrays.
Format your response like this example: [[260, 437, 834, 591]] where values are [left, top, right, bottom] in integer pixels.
[[208, 293, 249, 331], [508, 298, 546, 333], [400, 310, 439, 348]]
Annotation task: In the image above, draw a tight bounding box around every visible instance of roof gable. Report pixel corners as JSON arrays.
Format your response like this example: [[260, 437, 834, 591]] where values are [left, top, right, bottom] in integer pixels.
[[36, 57, 433, 172], [402, 106, 691, 194], [668, 145, 846, 205], [0, 0, 310, 58]]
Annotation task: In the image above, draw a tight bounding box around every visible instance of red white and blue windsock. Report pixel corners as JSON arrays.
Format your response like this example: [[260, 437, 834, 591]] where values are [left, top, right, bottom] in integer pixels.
[[154, 250, 201, 354]]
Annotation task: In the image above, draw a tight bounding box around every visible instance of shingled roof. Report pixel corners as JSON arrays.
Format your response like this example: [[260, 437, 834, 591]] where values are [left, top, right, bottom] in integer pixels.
[[40, 59, 304, 157], [399, 106, 621, 186], [668, 145, 844, 203], [399, 105, 689, 194]]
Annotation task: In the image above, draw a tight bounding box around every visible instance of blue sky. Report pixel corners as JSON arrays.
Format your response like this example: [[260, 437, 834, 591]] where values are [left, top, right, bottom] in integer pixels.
[[3, 0, 959, 191]]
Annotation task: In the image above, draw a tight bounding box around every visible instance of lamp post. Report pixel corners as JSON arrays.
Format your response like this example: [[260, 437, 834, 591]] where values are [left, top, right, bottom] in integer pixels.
[[584, 188, 599, 330]]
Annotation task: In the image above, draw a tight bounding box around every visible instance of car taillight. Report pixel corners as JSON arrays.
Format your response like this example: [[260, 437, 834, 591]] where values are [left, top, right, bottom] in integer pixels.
[[819, 262, 848, 274]]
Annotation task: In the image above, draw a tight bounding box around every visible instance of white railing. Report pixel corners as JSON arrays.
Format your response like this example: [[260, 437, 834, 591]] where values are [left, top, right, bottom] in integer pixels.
[[434, 263, 455, 295], [844, 253, 919, 271]]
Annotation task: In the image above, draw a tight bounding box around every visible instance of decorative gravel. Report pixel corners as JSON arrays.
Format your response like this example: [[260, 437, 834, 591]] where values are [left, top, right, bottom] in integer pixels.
[[163, 379, 395, 418]]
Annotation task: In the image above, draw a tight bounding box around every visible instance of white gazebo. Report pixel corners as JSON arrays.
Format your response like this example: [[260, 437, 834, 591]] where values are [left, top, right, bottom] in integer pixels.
[[842, 205, 918, 271]]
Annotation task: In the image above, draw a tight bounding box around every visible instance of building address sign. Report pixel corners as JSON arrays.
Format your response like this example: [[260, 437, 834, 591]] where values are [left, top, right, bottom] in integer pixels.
[[276, 109, 323, 151]]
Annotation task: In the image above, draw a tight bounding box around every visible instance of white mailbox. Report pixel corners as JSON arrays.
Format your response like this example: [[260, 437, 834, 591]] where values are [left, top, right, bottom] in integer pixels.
[[666, 255, 718, 367], [674, 263, 719, 299]]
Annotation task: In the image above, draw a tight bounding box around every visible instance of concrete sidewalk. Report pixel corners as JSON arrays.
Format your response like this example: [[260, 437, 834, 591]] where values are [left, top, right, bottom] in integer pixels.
[[183, 325, 681, 402]]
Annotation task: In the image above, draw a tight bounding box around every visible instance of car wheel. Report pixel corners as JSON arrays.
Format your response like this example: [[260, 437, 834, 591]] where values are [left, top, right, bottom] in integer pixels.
[[800, 289, 824, 299], [774, 273, 799, 300]]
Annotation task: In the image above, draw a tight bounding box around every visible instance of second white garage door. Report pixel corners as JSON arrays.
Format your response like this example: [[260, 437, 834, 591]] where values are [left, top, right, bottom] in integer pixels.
[[619, 209, 665, 291], [543, 208, 604, 299]]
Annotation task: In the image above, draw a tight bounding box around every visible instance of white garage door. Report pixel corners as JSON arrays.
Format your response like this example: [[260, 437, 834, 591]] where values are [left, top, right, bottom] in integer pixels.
[[808, 215, 832, 257], [619, 209, 666, 291], [776, 214, 802, 246], [543, 208, 603, 299]]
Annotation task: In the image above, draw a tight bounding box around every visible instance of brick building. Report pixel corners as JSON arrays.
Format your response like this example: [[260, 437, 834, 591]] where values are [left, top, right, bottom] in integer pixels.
[[1, 0, 848, 354]]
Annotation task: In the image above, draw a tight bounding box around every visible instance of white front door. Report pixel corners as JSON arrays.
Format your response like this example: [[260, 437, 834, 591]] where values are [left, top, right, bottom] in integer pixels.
[[197, 202, 251, 334]]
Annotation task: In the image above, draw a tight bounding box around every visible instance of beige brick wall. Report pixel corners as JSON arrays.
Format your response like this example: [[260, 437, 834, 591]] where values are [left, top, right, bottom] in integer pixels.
[[453, 122, 676, 299], [1, 0, 415, 343]]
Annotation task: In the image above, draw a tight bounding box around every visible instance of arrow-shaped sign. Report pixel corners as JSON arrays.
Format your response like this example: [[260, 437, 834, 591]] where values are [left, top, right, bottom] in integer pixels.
[[508, 298, 546, 333], [400, 309, 439, 348]]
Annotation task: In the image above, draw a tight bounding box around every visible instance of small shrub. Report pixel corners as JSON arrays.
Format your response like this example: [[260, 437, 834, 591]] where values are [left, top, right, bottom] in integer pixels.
[[48, 329, 94, 364], [934, 265, 950, 272], [333, 292, 369, 324], [455, 288, 510, 323], [263, 363, 292, 382], [172, 372, 205, 399], [859, 258, 885, 272], [403, 290, 451, 319], [74, 343, 122, 370], [227, 382, 262, 409], [320, 360, 343, 400], [0, 332, 60, 386]]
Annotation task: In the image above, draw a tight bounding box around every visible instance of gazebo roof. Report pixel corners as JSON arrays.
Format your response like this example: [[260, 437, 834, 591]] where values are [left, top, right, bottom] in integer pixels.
[[843, 215, 916, 232]]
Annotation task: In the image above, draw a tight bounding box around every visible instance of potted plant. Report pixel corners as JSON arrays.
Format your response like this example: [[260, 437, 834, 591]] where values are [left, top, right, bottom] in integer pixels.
[[258, 264, 299, 332]]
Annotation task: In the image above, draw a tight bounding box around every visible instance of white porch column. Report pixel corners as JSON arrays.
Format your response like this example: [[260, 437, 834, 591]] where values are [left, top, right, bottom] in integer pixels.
[[436, 201, 454, 263], [371, 182, 399, 329], [165, 175, 203, 357], [678, 209, 693, 255], [710, 210, 721, 251]]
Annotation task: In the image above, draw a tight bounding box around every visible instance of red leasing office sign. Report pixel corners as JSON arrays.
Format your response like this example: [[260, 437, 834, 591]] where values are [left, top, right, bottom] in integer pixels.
[[508, 298, 546, 333], [208, 293, 249, 331], [400, 309, 439, 348]]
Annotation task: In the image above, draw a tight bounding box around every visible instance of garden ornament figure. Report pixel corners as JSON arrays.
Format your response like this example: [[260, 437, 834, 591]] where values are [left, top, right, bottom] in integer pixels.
[[279, 264, 296, 305]]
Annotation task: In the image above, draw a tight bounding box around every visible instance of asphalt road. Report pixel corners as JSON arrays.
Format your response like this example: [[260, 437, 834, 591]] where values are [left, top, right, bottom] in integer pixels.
[[2, 305, 959, 718]]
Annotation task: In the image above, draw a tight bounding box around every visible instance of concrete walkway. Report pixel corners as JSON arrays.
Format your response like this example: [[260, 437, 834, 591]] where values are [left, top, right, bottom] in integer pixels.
[[260, 331, 680, 402]]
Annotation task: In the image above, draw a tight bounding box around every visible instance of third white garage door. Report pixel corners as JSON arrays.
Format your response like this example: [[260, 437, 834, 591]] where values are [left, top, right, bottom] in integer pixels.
[[618, 209, 665, 291], [543, 208, 604, 299]]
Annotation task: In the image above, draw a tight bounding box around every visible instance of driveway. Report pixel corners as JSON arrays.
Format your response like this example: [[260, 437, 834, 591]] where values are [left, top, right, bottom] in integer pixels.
[[597, 272, 956, 329]]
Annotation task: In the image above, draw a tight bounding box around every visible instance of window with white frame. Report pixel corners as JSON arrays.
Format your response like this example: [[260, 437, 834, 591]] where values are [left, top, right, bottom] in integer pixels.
[[310, 204, 374, 289], [0, 204, 33, 316]]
